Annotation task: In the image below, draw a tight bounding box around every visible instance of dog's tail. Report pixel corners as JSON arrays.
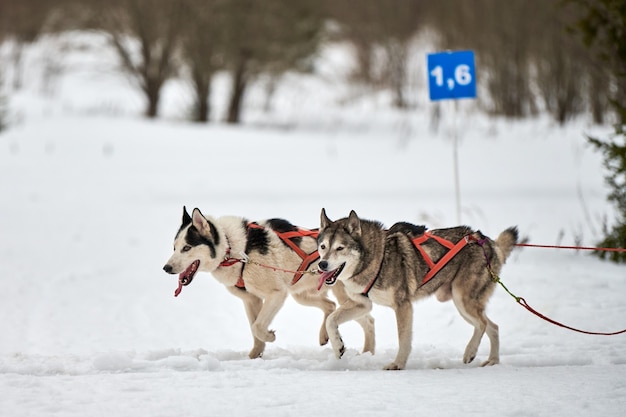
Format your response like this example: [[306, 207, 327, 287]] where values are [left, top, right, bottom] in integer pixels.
[[495, 226, 519, 262]]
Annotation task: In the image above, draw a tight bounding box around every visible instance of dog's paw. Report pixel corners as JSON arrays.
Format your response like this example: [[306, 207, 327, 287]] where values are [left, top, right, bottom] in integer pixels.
[[334, 344, 346, 359], [319, 328, 329, 346], [362, 338, 375, 355], [383, 362, 404, 371], [463, 353, 476, 364], [252, 323, 276, 343], [248, 338, 266, 359], [248, 347, 264, 359], [463, 342, 481, 364], [265, 329, 276, 343], [362, 345, 375, 355], [481, 357, 499, 367]]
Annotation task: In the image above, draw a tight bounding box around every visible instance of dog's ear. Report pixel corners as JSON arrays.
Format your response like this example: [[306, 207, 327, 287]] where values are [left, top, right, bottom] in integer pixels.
[[191, 208, 211, 235], [320, 208, 332, 229], [347, 210, 361, 236], [182, 206, 192, 226]]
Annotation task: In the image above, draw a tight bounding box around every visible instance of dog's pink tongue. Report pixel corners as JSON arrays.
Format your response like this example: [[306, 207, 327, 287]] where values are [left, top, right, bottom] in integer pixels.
[[317, 270, 334, 291], [174, 277, 184, 297]]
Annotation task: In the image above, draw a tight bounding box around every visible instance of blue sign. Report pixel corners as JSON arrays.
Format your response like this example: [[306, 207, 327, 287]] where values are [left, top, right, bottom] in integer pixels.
[[427, 50, 476, 101]]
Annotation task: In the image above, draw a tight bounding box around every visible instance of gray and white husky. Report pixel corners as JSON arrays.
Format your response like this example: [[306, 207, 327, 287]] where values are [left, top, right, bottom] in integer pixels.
[[163, 207, 375, 359], [317, 209, 518, 370]]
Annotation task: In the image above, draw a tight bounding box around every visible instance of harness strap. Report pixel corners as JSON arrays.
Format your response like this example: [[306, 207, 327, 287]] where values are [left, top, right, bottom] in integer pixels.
[[412, 232, 471, 286], [361, 268, 381, 297], [247, 223, 319, 285], [235, 274, 246, 289], [361, 231, 475, 296]]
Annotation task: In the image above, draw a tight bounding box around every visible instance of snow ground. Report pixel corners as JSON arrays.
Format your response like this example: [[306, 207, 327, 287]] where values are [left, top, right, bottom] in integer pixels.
[[0, 36, 625, 417]]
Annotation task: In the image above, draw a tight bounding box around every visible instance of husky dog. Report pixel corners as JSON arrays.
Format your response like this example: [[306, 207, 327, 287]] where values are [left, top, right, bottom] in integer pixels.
[[163, 207, 375, 359], [317, 209, 518, 370]]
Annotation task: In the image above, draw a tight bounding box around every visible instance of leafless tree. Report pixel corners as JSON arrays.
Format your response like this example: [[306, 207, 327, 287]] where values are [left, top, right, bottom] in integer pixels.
[[327, 0, 422, 109], [0, 0, 60, 90], [533, 2, 586, 124], [179, 0, 222, 123], [218, 0, 323, 123], [88, 0, 185, 118]]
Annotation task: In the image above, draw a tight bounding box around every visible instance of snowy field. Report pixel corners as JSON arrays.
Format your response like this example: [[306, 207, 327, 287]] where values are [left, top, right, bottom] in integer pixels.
[[1, 37, 625, 416]]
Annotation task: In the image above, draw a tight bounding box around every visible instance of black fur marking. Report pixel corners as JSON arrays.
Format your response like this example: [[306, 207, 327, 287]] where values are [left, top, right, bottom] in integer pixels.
[[208, 220, 220, 247], [182, 208, 192, 226], [245, 222, 270, 255], [268, 218, 302, 247], [176, 208, 193, 238], [186, 226, 217, 258], [176, 217, 192, 239], [388, 222, 427, 238]]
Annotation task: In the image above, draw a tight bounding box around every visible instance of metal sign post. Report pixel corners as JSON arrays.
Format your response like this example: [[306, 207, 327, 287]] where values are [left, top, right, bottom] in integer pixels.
[[427, 50, 477, 224]]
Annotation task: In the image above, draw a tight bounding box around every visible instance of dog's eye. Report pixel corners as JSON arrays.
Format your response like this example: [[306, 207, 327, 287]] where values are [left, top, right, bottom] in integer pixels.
[[320, 244, 326, 250], [336, 246, 344, 251], [182, 245, 192, 252]]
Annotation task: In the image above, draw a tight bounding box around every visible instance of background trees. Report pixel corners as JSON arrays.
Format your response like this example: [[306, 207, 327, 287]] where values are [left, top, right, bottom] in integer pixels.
[[0, 0, 61, 90], [84, 0, 186, 118], [0, 0, 621, 125], [422, 0, 610, 121], [218, 0, 323, 123], [179, 0, 221, 123], [326, 0, 422, 109]]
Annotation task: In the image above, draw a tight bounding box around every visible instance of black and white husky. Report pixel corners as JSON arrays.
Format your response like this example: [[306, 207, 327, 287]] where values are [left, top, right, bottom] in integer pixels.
[[163, 207, 375, 359]]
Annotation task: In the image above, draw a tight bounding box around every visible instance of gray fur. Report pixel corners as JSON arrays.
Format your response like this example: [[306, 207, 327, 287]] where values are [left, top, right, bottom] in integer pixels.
[[318, 209, 518, 370]]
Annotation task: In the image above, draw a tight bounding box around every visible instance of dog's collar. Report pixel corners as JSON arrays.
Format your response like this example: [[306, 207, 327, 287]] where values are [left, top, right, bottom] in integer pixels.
[[219, 236, 239, 267], [218, 241, 247, 289], [219, 247, 241, 267]]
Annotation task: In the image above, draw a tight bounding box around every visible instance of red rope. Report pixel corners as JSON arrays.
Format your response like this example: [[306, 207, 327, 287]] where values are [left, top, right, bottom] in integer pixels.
[[516, 297, 626, 336], [516, 243, 626, 252], [472, 239, 626, 336]]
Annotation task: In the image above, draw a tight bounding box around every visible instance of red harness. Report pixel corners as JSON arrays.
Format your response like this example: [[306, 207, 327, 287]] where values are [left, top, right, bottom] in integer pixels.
[[412, 232, 472, 285], [221, 223, 319, 289], [362, 232, 474, 296]]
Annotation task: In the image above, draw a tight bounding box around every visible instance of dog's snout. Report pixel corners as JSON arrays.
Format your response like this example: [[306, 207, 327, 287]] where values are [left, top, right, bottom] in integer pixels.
[[318, 260, 328, 271], [163, 264, 173, 274]]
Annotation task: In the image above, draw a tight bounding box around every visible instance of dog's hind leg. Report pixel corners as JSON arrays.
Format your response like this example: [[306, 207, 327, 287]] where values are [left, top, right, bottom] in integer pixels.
[[326, 295, 373, 359], [228, 287, 266, 359], [331, 283, 376, 354], [385, 300, 413, 370], [291, 289, 336, 346], [451, 282, 499, 366], [480, 316, 499, 366]]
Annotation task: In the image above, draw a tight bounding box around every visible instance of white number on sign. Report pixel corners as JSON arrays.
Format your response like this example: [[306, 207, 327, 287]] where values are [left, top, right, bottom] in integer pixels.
[[430, 65, 444, 87], [455, 64, 472, 86], [430, 64, 473, 88]]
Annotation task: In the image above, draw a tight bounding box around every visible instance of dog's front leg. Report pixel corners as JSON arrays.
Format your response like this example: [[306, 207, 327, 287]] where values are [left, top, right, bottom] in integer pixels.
[[326, 296, 373, 359], [331, 283, 376, 354], [385, 300, 413, 370], [251, 290, 288, 343], [228, 287, 266, 359]]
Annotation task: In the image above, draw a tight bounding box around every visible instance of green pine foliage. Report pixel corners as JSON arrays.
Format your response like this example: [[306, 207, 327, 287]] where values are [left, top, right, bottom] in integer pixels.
[[572, 0, 626, 262], [588, 126, 626, 263]]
